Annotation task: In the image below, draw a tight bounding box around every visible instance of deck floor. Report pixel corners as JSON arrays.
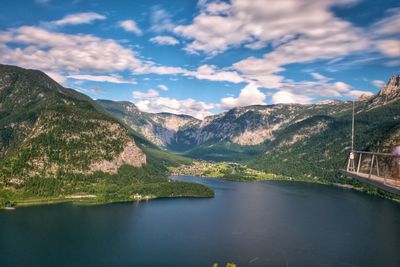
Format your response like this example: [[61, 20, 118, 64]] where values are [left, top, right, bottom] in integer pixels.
[[341, 170, 400, 195]]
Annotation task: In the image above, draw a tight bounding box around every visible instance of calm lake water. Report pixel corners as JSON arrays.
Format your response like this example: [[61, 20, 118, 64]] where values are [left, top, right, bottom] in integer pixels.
[[1, 176, 400, 267]]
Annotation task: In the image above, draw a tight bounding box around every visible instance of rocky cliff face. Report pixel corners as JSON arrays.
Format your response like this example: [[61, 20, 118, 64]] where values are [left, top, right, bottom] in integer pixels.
[[0, 64, 146, 183], [368, 74, 400, 107], [97, 99, 198, 147], [100, 100, 352, 150], [99, 75, 399, 167]]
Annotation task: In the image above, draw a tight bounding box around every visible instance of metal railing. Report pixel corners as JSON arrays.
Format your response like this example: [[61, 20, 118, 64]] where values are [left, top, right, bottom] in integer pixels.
[[346, 151, 400, 187]]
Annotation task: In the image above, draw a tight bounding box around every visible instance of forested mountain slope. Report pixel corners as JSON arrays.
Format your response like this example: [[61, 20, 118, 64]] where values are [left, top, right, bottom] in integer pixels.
[[100, 75, 400, 182], [0, 65, 212, 208], [250, 75, 400, 180]]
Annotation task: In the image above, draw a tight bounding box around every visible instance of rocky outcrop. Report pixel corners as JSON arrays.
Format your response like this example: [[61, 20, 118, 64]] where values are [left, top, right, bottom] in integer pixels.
[[0, 64, 148, 182], [89, 140, 146, 173], [369, 74, 400, 107], [379, 74, 400, 98]]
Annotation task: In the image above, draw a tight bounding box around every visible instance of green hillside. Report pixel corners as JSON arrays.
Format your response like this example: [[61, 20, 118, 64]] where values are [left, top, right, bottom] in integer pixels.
[[249, 98, 400, 185], [0, 65, 212, 208]]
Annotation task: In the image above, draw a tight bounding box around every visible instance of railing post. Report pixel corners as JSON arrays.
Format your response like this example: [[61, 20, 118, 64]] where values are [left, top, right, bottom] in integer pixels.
[[369, 154, 375, 179], [376, 156, 380, 177], [357, 153, 362, 173]]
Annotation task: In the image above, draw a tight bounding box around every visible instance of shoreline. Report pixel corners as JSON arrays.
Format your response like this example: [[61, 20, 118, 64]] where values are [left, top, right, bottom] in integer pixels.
[[1, 192, 214, 210], [171, 174, 400, 203], [3, 174, 399, 210]]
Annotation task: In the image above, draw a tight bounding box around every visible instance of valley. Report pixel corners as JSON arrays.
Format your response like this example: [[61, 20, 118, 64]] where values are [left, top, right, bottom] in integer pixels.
[[1, 1, 399, 266], [1, 64, 400, 209]]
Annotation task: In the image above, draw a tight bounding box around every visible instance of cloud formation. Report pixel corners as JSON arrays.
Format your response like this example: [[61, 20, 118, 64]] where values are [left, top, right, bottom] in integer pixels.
[[158, 84, 169, 91], [67, 74, 137, 84], [0, 3, 397, 117], [132, 89, 215, 119], [272, 90, 311, 105], [52, 12, 106, 26], [150, 6, 175, 32], [119, 20, 142, 36], [175, 0, 398, 102], [221, 83, 265, 109], [0, 26, 142, 73], [187, 65, 244, 84], [150, 35, 179, 46], [372, 80, 385, 88]]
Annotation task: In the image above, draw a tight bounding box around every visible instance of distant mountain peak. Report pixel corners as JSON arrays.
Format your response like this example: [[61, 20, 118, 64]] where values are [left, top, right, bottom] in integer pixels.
[[388, 74, 400, 86], [379, 74, 400, 97], [357, 93, 372, 102], [365, 74, 400, 108]]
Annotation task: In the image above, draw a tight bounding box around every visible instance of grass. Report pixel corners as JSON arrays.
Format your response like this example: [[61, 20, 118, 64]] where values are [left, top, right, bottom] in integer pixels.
[[170, 161, 292, 181], [0, 164, 214, 210]]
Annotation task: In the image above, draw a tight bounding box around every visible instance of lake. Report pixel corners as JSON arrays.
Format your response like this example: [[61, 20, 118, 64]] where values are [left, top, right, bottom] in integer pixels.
[[1, 176, 399, 267]]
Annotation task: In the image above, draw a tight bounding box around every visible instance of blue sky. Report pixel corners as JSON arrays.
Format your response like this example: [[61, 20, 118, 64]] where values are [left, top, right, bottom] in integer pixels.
[[0, 0, 399, 118]]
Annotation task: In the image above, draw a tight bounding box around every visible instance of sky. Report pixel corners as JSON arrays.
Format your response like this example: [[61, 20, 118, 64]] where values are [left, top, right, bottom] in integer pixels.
[[0, 0, 399, 119]]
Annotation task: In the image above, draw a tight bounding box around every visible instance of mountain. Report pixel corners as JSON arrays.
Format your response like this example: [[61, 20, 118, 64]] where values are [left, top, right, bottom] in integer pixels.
[[250, 75, 400, 181], [99, 98, 353, 161], [367, 74, 400, 108], [0, 65, 146, 180], [0, 64, 212, 208], [97, 99, 198, 147], [100, 75, 400, 182]]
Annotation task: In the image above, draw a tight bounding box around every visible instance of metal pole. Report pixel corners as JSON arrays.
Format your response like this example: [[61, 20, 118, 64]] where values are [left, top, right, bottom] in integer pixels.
[[351, 100, 355, 153], [376, 156, 380, 177], [348, 100, 356, 172], [357, 153, 362, 173], [369, 155, 375, 179]]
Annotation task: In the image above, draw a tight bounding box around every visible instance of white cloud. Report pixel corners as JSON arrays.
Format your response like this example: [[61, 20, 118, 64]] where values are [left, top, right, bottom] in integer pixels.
[[133, 88, 214, 119], [272, 90, 311, 104], [377, 40, 400, 57], [334, 82, 351, 92], [136, 65, 187, 75], [53, 12, 106, 26], [136, 63, 245, 85], [67, 74, 136, 84], [176, 0, 365, 56], [278, 77, 353, 100], [174, 0, 399, 104], [188, 65, 244, 84], [204, 2, 231, 15], [133, 89, 160, 99], [371, 8, 400, 36], [372, 80, 385, 88], [0, 26, 142, 73], [220, 83, 265, 109], [310, 72, 329, 81], [158, 84, 168, 91], [346, 90, 374, 99], [150, 35, 179, 46], [150, 6, 175, 32], [119, 20, 142, 36]]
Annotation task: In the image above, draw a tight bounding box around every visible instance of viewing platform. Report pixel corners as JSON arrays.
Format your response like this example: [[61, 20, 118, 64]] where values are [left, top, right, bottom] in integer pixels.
[[341, 151, 400, 195]]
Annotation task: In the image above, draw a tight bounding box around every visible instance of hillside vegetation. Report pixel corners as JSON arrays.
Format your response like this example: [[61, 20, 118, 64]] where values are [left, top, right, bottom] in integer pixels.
[[100, 75, 400, 200], [0, 65, 213, 208]]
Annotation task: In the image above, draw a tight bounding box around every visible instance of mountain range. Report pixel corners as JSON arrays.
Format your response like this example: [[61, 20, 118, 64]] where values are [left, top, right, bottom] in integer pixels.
[[98, 74, 400, 175], [0, 64, 399, 207]]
